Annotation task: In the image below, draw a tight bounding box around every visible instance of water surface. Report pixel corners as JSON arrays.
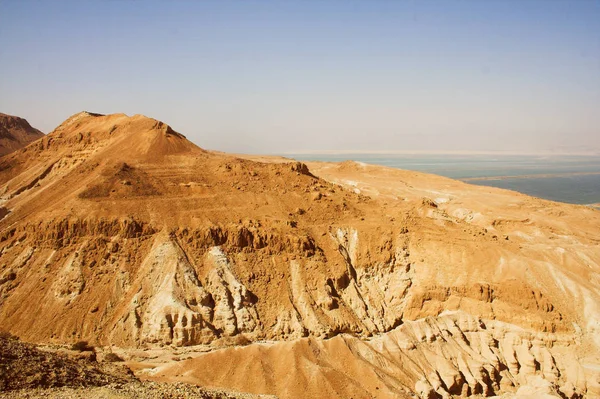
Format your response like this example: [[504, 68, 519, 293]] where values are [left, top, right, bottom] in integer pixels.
[[288, 154, 600, 205]]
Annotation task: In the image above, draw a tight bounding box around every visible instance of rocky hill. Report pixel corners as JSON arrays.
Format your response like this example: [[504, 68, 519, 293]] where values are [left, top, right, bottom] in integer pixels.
[[0, 113, 44, 157], [0, 112, 598, 398]]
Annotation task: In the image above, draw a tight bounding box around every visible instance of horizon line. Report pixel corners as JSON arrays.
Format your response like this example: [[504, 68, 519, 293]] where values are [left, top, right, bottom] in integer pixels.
[[277, 149, 600, 157]]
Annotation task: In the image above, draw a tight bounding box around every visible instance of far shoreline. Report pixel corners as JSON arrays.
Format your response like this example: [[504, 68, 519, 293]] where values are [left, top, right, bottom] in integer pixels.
[[460, 171, 600, 182], [281, 150, 600, 157]]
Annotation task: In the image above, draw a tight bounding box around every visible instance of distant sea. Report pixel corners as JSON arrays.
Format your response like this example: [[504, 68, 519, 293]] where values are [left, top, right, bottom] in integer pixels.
[[288, 154, 600, 206]]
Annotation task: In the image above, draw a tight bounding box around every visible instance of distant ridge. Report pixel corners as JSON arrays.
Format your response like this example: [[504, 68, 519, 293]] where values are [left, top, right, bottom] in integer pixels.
[[0, 113, 44, 157], [283, 149, 600, 156]]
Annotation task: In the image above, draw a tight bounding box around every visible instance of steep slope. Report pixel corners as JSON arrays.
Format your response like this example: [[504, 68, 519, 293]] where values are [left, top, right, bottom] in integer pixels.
[[0, 112, 599, 398], [0, 113, 44, 157]]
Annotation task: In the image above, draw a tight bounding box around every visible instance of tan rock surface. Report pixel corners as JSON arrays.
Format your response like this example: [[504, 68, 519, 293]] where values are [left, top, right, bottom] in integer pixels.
[[0, 113, 44, 157], [0, 112, 599, 398]]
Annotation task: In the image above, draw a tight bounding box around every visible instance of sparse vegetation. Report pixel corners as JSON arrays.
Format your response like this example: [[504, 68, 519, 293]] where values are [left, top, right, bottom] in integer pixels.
[[71, 340, 94, 352], [0, 330, 17, 340], [215, 334, 251, 348], [103, 352, 123, 362]]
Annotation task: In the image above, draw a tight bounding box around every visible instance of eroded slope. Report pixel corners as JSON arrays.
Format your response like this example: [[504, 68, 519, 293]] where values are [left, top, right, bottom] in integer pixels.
[[0, 112, 599, 398]]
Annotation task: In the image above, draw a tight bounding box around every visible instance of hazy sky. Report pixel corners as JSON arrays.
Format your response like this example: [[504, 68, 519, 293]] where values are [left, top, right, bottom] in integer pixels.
[[1, 1, 599, 154]]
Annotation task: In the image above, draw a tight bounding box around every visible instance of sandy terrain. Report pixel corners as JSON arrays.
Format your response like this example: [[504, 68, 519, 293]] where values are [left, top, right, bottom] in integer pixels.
[[0, 112, 599, 398]]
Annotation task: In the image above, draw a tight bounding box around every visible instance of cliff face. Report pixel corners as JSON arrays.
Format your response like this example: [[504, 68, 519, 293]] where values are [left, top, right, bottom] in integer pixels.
[[0, 113, 44, 157], [0, 112, 599, 398]]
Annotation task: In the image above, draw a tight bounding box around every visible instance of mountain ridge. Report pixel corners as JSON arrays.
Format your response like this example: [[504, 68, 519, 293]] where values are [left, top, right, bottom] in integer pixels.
[[0, 112, 598, 398]]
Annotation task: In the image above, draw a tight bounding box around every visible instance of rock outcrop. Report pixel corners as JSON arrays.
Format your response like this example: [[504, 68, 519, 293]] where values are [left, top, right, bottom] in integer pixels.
[[0, 112, 44, 157]]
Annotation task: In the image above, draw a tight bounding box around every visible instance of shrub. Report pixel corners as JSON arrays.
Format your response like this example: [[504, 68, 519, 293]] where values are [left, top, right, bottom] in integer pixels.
[[217, 334, 251, 348], [103, 352, 123, 362], [233, 334, 251, 346], [71, 340, 93, 352], [0, 330, 17, 340]]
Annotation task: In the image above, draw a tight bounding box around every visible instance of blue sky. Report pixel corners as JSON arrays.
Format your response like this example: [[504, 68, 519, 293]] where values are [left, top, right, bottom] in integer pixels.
[[1, 0, 599, 154]]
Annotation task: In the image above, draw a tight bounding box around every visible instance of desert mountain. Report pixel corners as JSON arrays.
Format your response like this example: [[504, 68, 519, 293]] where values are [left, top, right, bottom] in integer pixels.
[[0, 113, 44, 157], [0, 112, 599, 398]]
